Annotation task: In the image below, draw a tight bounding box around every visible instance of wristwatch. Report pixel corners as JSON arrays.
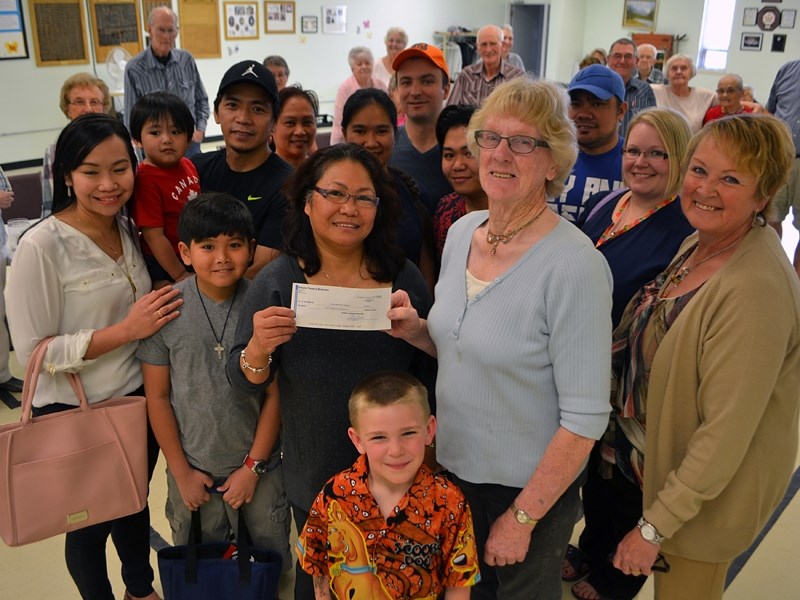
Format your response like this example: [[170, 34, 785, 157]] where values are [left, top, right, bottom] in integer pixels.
[[637, 517, 665, 544], [510, 502, 538, 526], [243, 454, 268, 476]]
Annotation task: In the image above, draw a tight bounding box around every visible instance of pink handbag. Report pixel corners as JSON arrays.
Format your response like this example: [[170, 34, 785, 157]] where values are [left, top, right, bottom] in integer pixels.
[[0, 337, 148, 547]]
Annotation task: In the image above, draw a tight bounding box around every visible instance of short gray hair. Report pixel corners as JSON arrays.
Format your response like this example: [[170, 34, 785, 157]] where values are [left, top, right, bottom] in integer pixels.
[[148, 6, 177, 27], [637, 43, 657, 56], [718, 73, 744, 90], [665, 54, 696, 78], [348, 46, 373, 67]]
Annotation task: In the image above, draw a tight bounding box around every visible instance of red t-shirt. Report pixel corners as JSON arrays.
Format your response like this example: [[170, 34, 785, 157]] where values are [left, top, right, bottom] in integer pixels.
[[703, 104, 753, 125], [131, 158, 200, 256]]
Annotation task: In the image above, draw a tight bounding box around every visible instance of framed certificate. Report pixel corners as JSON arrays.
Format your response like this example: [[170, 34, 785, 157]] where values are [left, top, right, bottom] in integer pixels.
[[264, 1, 295, 34], [224, 2, 258, 40]]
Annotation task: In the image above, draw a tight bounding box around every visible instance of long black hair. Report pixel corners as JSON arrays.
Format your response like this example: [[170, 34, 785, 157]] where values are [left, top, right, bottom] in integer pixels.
[[51, 113, 138, 215], [282, 143, 404, 282]]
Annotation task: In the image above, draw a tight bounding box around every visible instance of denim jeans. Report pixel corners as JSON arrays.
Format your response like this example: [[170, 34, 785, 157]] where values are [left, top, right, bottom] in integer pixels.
[[453, 472, 585, 600]]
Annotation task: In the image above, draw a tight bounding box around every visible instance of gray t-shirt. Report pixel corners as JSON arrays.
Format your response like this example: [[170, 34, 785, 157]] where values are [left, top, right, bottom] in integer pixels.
[[138, 276, 263, 477]]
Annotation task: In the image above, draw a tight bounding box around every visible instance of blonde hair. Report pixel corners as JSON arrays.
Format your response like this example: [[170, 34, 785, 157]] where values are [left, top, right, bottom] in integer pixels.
[[682, 114, 795, 221], [348, 372, 429, 429], [467, 76, 577, 199], [59, 73, 111, 118], [625, 108, 692, 198]]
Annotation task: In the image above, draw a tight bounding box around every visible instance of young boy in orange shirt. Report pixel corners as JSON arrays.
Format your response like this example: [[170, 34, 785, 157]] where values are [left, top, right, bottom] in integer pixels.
[[297, 371, 480, 599]]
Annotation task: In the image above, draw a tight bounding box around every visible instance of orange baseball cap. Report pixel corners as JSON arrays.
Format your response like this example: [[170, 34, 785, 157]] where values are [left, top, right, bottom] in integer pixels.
[[392, 42, 450, 80]]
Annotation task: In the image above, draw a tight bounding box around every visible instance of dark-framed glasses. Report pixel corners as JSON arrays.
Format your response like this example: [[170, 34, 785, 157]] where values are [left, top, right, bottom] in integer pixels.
[[313, 186, 380, 208], [474, 130, 550, 154], [716, 87, 740, 95], [622, 147, 669, 161]]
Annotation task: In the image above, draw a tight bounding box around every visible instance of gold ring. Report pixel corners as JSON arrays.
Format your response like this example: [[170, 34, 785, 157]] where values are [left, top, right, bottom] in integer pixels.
[[157, 309, 163, 319], [632, 570, 642, 576]]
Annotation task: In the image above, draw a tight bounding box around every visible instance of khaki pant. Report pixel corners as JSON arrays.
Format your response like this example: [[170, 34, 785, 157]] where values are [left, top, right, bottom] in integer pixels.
[[654, 553, 729, 600]]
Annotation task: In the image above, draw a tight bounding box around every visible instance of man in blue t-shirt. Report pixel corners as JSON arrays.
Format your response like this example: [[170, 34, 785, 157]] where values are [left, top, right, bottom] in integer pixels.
[[550, 65, 627, 223]]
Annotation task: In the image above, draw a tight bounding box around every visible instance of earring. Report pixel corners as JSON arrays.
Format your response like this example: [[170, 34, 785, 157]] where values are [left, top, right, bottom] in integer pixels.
[[67, 185, 72, 198]]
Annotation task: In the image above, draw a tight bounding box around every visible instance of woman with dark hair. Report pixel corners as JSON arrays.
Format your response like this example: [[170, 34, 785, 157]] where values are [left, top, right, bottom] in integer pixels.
[[227, 143, 433, 600], [342, 87, 437, 290], [273, 85, 319, 169], [6, 113, 182, 600]]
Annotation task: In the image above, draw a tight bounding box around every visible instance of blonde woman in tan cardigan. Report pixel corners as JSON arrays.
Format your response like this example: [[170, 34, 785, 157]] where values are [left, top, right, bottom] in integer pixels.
[[610, 114, 800, 599]]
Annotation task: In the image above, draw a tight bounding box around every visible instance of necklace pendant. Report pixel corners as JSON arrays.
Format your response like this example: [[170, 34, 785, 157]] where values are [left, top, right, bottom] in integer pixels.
[[215, 343, 224, 360]]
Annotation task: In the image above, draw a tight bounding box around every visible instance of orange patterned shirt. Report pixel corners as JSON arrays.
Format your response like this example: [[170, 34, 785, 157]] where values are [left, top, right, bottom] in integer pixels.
[[297, 455, 480, 599]]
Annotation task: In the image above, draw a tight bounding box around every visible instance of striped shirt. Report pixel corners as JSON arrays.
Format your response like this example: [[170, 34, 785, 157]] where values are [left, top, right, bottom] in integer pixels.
[[446, 59, 525, 107], [124, 48, 209, 133], [619, 77, 656, 136]]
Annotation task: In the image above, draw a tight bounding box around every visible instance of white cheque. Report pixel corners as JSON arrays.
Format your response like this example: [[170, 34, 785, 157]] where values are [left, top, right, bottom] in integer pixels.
[[290, 283, 391, 331]]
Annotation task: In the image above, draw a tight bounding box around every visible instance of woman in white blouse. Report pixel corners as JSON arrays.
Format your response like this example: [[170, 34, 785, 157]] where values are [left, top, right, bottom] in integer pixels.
[[652, 54, 717, 133], [7, 113, 181, 600]]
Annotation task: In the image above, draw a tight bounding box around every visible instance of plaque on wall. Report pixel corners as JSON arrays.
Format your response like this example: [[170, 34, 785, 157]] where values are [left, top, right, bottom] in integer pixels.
[[27, 0, 89, 65], [90, 0, 142, 62]]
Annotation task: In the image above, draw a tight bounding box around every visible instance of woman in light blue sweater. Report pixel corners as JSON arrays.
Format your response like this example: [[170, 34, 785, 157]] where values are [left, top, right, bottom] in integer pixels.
[[389, 76, 613, 599]]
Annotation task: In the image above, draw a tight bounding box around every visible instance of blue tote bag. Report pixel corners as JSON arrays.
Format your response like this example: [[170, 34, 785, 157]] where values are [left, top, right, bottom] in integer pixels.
[[158, 508, 282, 599]]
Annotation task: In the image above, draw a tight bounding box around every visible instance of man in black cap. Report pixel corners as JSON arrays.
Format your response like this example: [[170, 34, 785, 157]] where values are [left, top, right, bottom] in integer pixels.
[[193, 60, 292, 276]]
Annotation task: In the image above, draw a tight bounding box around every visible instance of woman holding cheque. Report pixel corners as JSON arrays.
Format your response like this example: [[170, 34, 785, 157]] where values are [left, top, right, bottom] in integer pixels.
[[227, 143, 433, 599], [389, 77, 613, 599]]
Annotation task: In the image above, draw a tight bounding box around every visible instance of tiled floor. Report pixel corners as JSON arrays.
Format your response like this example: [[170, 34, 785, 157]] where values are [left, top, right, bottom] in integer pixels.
[[2, 225, 799, 598]]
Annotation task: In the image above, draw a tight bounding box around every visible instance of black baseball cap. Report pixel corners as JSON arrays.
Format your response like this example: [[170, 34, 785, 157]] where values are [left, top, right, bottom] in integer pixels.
[[216, 60, 278, 103]]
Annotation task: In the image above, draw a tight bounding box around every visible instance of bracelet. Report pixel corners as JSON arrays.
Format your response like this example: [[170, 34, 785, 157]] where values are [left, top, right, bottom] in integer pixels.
[[240, 348, 272, 374]]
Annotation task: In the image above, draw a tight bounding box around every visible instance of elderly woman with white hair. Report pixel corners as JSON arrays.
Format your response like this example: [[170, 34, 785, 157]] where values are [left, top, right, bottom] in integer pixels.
[[389, 76, 613, 599], [330, 46, 388, 144], [373, 26, 408, 87], [652, 54, 717, 133]]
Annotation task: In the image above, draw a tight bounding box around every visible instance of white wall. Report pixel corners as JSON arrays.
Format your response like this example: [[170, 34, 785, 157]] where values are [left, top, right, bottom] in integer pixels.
[[0, 0, 507, 165], [579, 0, 800, 99], [3, 0, 798, 166]]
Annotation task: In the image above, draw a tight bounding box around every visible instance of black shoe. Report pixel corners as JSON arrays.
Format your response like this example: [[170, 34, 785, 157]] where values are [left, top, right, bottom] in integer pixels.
[[0, 387, 20, 409], [0, 376, 23, 393]]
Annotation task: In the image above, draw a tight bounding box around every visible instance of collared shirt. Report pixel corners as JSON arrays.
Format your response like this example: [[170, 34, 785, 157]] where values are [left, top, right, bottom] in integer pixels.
[[767, 59, 800, 153], [297, 455, 480, 599], [447, 59, 525, 107], [636, 68, 667, 85], [620, 77, 656, 136], [124, 47, 209, 133]]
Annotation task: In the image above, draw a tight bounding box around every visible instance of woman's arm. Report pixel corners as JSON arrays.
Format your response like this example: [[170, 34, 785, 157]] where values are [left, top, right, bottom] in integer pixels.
[[484, 427, 595, 565], [387, 290, 437, 357]]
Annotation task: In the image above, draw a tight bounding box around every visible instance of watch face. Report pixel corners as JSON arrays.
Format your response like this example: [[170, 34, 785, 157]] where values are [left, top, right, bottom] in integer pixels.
[[253, 461, 268, 475], [641, 523, 656, 541]]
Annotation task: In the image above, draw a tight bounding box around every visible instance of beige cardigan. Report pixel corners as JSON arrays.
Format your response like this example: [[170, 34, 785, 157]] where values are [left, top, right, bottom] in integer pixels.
[[643, 226, 800, 562]]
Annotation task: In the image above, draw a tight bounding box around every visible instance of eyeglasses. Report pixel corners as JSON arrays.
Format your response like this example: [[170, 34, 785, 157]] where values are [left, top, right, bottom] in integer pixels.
[[313, 187, 380, 208], [69, 99, 104, 108], [622, 147, 669, 161], [153, 27, 178, 36], [474, 130, 550, 154], [716, 87, 741, 95]]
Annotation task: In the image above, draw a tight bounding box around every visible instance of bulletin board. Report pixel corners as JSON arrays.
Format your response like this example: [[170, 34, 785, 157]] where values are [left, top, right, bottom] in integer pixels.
[[27, 0, 89, 65], [89, 0, 142, 62], [177, 0, 219, 58], [0, 0, 30, 60]]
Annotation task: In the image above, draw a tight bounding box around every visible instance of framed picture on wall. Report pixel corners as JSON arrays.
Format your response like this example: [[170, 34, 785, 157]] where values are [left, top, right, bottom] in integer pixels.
[[0, 0, 30, 60], [743, 7, 758, 26], [301, 15, 317, 33], [323, 5, 347, 34], [741, 32, 763, 50], [780, 9, 796, 28], [622, 0, 658, 30], [265, 1, 295, 34], [224, 2, 258, 40]]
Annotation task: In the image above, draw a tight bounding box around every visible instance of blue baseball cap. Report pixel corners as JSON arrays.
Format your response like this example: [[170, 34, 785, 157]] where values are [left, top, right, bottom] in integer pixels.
[[568, 65, 625, 103]]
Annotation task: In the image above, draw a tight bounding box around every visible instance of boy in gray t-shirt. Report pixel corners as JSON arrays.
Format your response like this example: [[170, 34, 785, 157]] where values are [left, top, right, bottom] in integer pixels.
[[138, 193, 290, 568]]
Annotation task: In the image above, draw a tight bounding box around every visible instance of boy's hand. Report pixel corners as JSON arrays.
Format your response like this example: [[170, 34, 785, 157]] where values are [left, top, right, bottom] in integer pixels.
[[218, 466, 258, 510], [174, 468, 213, 511]]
